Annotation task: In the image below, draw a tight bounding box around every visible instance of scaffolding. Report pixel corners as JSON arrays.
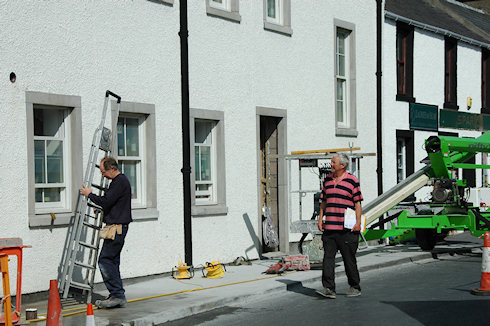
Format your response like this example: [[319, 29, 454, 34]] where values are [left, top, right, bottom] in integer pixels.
[[276, 148, 375, 235]]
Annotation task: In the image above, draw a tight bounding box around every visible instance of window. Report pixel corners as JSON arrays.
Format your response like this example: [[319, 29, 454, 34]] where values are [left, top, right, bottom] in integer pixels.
[[482, 49, 490, 114], [444, 37, 458, 110], [396, 22, 415, 102], [206, 0, 241, 22], [263, 0, 292, 35], [117, 115, 145, 207], [336, 29, 349, 128], [209, 0, 229, 11], [396, 130, 414, 183], [111, 101, 158, 219], [334, 20, 357, 137], [396, 130, 415, 201], [34, 107, 68, 209], [190, 109, 227, 216], [396, 138, 406, 183], [194, 120, 216, 203], [266, 0, 281, 25], [26, 91, 82, 226]]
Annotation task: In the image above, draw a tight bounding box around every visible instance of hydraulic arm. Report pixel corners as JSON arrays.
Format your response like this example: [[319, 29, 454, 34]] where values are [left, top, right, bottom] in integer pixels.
[[364, 131, 490, 250]]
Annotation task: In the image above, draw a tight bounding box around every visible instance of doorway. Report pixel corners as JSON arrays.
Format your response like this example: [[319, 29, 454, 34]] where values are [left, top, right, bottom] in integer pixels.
[[256, 107, 288, 255]]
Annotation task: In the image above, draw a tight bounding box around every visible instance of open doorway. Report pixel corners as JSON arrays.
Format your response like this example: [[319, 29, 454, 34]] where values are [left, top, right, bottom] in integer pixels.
[[256, 107, 287, 255]]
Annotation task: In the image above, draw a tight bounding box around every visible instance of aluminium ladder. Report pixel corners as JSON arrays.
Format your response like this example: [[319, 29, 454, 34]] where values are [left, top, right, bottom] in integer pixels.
[[58, 90, 121, 303]]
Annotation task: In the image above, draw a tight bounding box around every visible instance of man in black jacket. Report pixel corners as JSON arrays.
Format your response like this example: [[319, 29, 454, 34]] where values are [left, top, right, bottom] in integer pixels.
[[80, 157, 132, 308]]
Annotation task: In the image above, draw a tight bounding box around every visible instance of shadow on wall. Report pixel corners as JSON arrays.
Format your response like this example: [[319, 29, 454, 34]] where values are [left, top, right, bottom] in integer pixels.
[[242, 213, 263, 260]]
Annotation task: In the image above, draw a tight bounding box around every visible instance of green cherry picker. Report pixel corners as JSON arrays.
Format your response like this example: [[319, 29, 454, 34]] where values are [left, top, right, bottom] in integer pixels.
[[363, 132, 490, 250]]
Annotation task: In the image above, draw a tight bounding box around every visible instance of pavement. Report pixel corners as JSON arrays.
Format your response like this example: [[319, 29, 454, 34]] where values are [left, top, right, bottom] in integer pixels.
[[19, 232, 484, 325]]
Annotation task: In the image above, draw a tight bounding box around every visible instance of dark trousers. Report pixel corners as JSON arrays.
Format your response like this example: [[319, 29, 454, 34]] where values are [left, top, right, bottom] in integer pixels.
[[321, 229, 361, 292], [98, 224, 128, 298]]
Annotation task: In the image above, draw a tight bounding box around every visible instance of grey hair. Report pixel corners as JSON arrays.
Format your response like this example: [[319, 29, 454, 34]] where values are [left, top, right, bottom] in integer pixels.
[[334, 153, 349, 169]]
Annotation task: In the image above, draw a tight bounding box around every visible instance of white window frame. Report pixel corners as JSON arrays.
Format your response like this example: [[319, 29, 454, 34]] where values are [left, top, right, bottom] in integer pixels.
[[209, 0, 230, 11], [336, 28, 350, 129], [117, 114, 146, 209], [111, 100, 159, 220], [266, 0, 282, 25], [33, 106, 70, 212], [397, 138, 407, 183], [194, 119, 218, 204], [334, 19, 358, 137], [206, 0, 241, 22], [26, 91, 82, 227], [190, 108, 228, 216], [263, 0, 292, 36]]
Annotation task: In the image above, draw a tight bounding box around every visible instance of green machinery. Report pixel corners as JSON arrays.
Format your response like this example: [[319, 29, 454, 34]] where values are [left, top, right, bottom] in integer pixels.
[[363, 131, 490, 250]]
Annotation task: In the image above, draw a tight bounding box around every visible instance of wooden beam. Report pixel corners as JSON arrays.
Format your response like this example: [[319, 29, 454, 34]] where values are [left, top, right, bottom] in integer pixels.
[[291, 147, 361, 155]]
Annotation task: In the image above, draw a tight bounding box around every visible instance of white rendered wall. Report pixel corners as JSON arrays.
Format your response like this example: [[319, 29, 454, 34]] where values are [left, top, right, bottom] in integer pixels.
[[0, 0, 184, 293], [0, 0, 377, 294], [383, 18, 484, 204]]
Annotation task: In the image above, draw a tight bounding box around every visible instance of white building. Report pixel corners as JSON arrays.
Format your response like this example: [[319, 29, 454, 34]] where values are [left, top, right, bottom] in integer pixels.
[[0, 0, 378, 294], [381, 0, 490, 202]]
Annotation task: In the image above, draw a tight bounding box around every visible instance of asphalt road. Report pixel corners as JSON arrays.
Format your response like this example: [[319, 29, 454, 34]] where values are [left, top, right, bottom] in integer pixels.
[[161, 251, 490, 326]]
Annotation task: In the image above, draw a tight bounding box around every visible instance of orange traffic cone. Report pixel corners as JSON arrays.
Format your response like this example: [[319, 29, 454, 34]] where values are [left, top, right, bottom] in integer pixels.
[[46, 280, 64, 325], [86, 303, 95, 326], [472, 231, 490, 296]]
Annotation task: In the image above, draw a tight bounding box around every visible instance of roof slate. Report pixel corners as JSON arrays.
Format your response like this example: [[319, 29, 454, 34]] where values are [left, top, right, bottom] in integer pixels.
[[385, 0, 490, 46]]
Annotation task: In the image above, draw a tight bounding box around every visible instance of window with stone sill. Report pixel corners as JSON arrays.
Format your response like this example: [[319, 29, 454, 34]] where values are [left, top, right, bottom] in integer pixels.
[[334, 19, 358, 137], [26, 91, 83, 227], [190, 108, 228, 216], [111, 100, 159, 220]]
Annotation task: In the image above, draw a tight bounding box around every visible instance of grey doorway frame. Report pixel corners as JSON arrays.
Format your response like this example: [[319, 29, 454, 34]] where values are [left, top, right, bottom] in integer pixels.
[[256, 106, 289, 254]]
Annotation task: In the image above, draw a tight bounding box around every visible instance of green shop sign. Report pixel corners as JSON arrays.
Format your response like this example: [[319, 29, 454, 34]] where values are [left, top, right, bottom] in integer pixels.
[[409, 103, 438, 131], [439, 109, 490, 131]]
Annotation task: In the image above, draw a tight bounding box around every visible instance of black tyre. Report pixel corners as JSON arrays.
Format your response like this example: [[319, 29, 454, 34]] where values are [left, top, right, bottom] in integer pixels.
[[415, 228, 437, 251]]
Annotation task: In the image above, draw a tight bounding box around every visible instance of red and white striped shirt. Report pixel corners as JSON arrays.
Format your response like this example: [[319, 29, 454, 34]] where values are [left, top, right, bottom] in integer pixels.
[[320, 172, 363, 230]]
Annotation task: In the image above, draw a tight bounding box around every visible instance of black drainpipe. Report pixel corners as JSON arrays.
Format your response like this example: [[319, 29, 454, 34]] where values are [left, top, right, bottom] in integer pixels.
[[376, 0, 383, 198], [376, 0, 384, 231], [179, 0, 192, 266]]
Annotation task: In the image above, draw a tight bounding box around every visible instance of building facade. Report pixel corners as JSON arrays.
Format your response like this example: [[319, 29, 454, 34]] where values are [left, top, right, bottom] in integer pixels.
[[1, 0, 378, 294], [382, 0, 490, 201]]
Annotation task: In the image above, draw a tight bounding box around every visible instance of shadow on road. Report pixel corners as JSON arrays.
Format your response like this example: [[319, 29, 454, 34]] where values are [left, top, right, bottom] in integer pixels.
[[276, 279, 321, 299], [381, 299, 490, 326]]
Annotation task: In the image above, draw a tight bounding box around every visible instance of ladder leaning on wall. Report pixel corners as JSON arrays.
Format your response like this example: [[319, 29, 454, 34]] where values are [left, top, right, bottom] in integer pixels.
[[58, 90, 121, 303]]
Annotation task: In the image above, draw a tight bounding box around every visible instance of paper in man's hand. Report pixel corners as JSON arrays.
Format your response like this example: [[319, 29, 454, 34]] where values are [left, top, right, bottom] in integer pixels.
[[344, 208, 366, 233]]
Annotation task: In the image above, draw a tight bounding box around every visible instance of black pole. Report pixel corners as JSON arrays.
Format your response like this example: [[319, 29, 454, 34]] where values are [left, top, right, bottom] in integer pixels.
[[376, 0, 383, 197], [376, 0, 384, 230], [179, 0, 192, 266]]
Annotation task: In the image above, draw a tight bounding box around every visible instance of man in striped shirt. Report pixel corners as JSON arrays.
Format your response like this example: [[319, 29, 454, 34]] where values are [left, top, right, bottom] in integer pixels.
[[316, 153, 363, 299]]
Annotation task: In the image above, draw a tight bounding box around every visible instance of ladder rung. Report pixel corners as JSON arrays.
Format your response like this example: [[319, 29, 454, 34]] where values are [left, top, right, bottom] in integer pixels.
[[70, 280, 92, 291], [74, 260, 96, 270], [92, 183, 108, 192], [79, 241, 98, 250], [83, 221, 100, 230], [84, 213, 97, 219], [87, 202, 102, 210]]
